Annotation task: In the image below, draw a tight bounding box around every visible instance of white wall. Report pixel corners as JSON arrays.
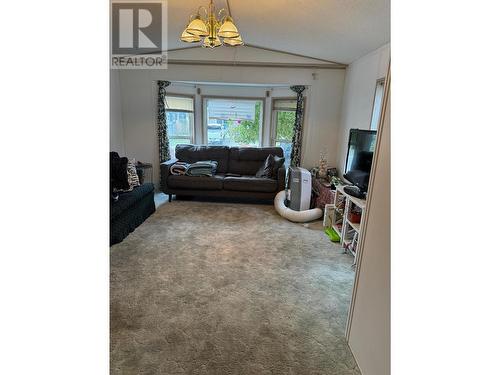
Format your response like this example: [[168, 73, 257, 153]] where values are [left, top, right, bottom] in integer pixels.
[[110, 70, 125, 155], [336, 44, 390, 171], [117, 49, 346, 187], [347, 74, 390, 375], [167, 45, 338, 66]]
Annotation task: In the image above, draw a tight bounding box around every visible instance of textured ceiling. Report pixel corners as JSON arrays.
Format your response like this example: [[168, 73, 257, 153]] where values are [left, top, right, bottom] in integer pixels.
[[167, 0, 390, 64]]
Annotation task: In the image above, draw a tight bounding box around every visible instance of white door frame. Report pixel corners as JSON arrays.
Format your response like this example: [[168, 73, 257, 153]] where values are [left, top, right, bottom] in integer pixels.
[[345, 62, 391, 339]]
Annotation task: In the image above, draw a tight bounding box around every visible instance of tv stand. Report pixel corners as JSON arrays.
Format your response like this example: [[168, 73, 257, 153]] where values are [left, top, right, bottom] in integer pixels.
[[324, 184, 367, 266]]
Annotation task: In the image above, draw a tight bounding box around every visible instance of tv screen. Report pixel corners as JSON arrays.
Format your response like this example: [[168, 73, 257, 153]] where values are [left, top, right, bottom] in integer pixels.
[[344, 129, 377, 192]]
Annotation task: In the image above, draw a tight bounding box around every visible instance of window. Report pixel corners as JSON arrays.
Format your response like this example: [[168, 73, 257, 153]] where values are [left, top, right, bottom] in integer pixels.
[[165, 96, 194, 157], [369, 79, 385, 130], [272, 98, 298, 167], [204, 98, 263, 147]]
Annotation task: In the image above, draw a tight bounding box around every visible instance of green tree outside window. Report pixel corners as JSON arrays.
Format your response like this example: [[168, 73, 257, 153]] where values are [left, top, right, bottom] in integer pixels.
[[227, 102, 262, 145], [276, 110, 295, 142]]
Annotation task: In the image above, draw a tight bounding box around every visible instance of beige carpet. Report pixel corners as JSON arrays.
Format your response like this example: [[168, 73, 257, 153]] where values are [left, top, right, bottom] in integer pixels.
[[111, 198, 360, 374]]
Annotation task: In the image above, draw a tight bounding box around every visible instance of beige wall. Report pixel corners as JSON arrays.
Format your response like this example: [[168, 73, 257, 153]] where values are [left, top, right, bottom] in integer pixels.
[[110, 70, 125, 155], [336, 44, 390, 172], [116, 49, 346, 187], [347, 72, 390, 375]]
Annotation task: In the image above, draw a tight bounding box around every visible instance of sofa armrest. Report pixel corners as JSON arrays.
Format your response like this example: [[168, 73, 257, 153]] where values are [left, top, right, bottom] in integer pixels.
[[277, 166, 287, 192], [160, 157, 178, 193]]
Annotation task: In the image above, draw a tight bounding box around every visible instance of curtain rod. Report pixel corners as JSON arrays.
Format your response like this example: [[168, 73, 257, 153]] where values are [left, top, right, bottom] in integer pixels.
[[168, 81, 310, 89]]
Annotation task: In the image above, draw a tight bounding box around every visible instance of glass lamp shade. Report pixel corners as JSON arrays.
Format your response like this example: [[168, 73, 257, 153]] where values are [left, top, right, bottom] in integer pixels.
[[202, 36, 222, 48], [180, 28, 201, 43], [223, 35, 244, 46], [186, 15, 209, 37], [218, 16, 239, 38]]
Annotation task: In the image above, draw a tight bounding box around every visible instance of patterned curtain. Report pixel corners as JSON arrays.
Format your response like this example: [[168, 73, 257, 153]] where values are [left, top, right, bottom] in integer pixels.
[[157, 80, 171, 163], [290, 85, 306, 167]]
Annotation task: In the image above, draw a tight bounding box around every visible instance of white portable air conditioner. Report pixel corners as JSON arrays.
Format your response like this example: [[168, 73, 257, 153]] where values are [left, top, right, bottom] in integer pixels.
[[287, 167, 312, 211]]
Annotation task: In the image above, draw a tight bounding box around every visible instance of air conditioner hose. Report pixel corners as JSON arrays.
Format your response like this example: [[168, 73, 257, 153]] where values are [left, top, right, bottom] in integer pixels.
[[274, 190, 323, 223]]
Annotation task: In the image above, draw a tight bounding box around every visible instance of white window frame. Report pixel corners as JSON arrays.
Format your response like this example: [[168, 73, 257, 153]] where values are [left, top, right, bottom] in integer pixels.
[[202, 96, 266, 147], [270, 97, 302, 146], [165, 93, 196, 147], [369, 79, 385, 130]]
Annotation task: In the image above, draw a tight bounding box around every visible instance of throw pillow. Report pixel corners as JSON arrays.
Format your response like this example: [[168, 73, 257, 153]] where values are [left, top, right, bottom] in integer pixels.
[[271, 155, 286, 177], [126, 159, 141, 189], [110, 152, 129, 191], [256, 154, 275, 178]]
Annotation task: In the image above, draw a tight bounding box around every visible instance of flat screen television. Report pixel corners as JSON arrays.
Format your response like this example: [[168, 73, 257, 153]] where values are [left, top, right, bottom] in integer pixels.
[[344, 129, 377, 193]]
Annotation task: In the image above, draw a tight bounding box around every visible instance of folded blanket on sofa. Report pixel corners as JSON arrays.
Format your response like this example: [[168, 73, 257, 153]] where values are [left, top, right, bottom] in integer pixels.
[[185, 160, 218, 177], [170, 162, 190, 175]]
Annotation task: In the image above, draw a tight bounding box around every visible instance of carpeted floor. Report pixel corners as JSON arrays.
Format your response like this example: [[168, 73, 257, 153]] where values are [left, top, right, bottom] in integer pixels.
[[111, 198, 360, 374]]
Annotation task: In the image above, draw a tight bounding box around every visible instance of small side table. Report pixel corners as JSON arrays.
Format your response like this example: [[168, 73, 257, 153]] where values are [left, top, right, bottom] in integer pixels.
[[135, 162, 153, 185], [312, 177, 335, 209]]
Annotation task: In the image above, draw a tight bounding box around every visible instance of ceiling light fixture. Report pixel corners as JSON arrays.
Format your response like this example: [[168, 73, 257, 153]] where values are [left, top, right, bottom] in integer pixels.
[[180, 0, 244, 48]]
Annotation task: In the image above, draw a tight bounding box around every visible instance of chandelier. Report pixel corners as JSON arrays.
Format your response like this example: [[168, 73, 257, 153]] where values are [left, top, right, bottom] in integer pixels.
[[180, 0, 244, 48]]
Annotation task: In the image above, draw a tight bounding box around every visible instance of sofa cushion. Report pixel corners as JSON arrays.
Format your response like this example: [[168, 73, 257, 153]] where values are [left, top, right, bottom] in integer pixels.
[[255, 154, 275, 178], [228, 147, 284, 175], [175, 145, 230, 173], [111, 183, 155, 221], [168, 174, 224, 190], [271, 155, 286, 178], [224, 176, 278, 193]]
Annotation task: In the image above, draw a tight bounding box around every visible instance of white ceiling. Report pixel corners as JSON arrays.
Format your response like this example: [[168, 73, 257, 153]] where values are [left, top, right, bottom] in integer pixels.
[[167, 0, 390, 64]]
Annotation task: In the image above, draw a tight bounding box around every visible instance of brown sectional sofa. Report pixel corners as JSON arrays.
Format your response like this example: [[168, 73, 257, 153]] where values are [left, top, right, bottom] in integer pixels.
[[160, 145, 286, 201]]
